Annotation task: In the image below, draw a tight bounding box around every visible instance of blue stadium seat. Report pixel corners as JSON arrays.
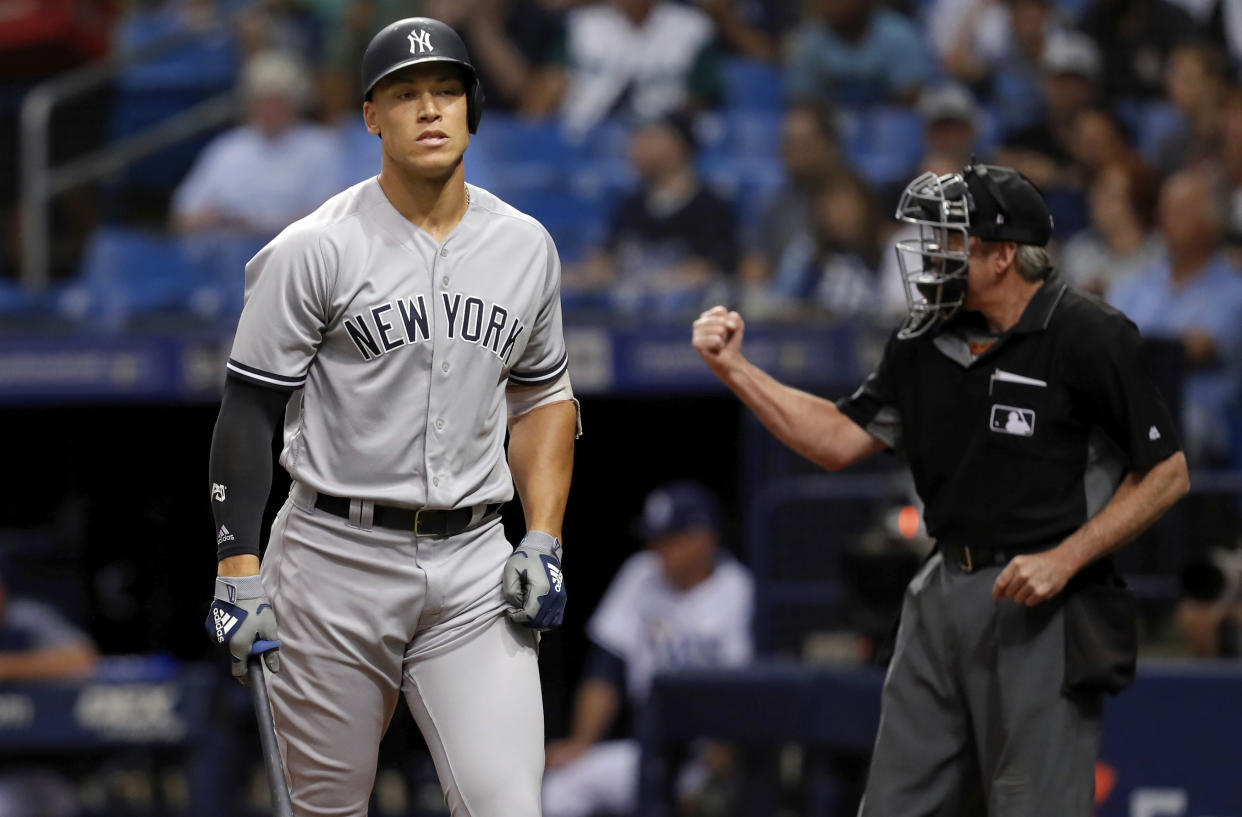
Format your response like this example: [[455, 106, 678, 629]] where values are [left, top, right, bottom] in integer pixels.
[[108, 11, 239, 190], [57, 227, 230, 329], [700, 110, 783, 165], [722, 58, 784, 112], [1132, 101, 1188, 167], [699, 155, 784, 227], [1044, 187, 1089, 239], [114, 10, 237, 91], [340, 119, 382, 187], [503, 184, 614, 263], [470, 114, 567, 165], [577, 118, 632, 162], [844, 106, 924, 186], [0, 278, 40, 316]]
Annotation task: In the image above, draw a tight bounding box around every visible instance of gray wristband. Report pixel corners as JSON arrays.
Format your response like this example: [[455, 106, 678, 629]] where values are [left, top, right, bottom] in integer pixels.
[[216, 574, 267, 600]]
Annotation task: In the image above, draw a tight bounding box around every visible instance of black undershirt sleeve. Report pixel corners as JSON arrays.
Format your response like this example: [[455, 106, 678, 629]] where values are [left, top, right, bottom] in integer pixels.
[[581, 642, 627, 692], [209, 376, 292, 562]]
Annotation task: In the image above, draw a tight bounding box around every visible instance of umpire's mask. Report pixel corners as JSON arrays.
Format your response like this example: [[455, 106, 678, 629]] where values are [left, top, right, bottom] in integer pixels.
[[893, 163, 1054, 339], [893, 171, 972, 339]]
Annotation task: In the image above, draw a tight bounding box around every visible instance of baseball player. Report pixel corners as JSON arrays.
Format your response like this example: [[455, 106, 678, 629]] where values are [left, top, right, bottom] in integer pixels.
[[542, 481, 753, 817], [204, 18, 578, 817], [693, 163, 1190, 815]]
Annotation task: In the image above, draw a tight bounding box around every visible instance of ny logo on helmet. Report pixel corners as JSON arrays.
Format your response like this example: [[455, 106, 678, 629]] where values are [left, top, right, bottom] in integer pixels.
[[408, 28, 432, 54]]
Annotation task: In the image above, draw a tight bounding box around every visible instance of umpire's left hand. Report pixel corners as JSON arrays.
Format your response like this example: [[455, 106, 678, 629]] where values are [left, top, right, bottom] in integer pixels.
[[503, 531, 566, 630], [992, 548, 1077, 606]]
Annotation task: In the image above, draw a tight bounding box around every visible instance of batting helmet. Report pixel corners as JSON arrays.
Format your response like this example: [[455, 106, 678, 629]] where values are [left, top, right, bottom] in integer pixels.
[[361, 17, 485, 133]]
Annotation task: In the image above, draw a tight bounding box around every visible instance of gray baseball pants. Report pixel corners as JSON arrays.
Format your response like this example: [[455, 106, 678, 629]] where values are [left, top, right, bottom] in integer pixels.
[[858, 552, 1103, 817], [259, 483, 544, 817]]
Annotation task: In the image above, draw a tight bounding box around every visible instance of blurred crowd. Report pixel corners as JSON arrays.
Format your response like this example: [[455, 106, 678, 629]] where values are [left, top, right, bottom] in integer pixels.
[[4, 0, 1242, 468], [0, 1, 1239, 543], [1, 5, 1240, 812]]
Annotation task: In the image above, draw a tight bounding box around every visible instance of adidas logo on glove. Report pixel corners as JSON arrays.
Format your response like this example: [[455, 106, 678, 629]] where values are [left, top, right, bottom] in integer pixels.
[[211, 602, 244, 644], [547, 563, 563, 593]]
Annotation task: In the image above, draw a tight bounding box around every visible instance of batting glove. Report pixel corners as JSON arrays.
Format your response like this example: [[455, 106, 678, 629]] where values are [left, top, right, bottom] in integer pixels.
[[503, 531, 566, 631], [205, 575, 281, 681]]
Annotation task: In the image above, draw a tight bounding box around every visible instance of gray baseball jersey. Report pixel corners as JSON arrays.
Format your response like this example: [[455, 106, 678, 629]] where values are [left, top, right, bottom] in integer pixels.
[[225, 178, 569, 509]]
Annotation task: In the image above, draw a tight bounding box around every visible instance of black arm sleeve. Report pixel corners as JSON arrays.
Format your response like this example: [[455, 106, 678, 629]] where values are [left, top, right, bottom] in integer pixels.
[[209, 376, 291, 562]]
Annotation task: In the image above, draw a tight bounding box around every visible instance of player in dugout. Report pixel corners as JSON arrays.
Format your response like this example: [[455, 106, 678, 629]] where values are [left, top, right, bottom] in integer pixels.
[[543, 481, 753, 817]]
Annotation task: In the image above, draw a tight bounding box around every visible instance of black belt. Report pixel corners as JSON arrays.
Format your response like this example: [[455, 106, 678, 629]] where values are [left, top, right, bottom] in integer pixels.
[[940, 542, 1038, 573], [314, 492, 503, 537]]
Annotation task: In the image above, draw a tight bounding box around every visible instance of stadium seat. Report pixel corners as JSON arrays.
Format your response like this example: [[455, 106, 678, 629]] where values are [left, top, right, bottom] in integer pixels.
[[340, 118, 382, 187], [722, 58, 784, 112], [1132, 101, 1188, 167], [469, 114, 566, 165], [699, 155, 784, 226], [57, 227, 234, 329], [844, 106, 925, 186], [0, 277, 40, 316], [503, 184, 614, 263], [700, 109, 783, 165], [107, 10, 239, 190]]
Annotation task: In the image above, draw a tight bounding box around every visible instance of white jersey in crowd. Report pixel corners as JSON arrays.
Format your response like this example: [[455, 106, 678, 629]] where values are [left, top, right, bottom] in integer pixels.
[[587, 550, 754, 702], [226, 178, 569, 509]]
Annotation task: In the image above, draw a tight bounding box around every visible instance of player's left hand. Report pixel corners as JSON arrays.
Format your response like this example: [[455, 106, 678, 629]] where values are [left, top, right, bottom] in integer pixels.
[[992, 548, 1078, 606], [503, 531, 566, 630]]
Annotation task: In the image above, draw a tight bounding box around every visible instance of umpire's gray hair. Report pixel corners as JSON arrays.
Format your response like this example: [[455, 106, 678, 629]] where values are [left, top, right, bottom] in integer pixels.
[[1015, 245, 1053, 282]]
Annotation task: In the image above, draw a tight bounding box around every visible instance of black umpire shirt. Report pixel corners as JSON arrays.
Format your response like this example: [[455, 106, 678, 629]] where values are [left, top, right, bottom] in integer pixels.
[[838, 272, 1182, 552]]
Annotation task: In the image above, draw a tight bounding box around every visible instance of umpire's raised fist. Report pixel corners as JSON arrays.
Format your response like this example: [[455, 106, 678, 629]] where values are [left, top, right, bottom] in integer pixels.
[[692, 305, 745, 376]]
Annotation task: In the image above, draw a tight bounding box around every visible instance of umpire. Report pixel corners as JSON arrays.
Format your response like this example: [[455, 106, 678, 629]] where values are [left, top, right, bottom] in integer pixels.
[[692, 163, 1190, 816]]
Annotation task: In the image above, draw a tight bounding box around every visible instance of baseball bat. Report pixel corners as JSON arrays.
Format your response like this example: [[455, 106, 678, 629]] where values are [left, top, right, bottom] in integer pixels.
[[248, 642, 294, 817]]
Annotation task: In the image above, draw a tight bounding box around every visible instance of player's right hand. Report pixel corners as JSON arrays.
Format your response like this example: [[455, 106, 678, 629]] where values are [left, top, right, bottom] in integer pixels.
[[206, 575, 281, 681], [503, 531, 567, 631], [692, 305, 745, 376]]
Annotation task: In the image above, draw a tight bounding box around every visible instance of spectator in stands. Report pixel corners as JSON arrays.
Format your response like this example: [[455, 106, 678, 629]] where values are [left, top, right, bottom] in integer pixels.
[[1202, 0, 1242, 65], [1157, 41, 1233, 174], [236, 0, 323, 63], [542, 482, 753, 817], [995, 30, 1102, 191], [0, 562, 96, 683], [319, 0, 407, 121], [926, 0, 1011, 87], [528, 0, 722, 139], [766, 171, 883, 319], [1078, 0, 1204, 99], [690, 0, 797, 61], [1061, 160, 1162, 295], [942, 0, 1060, 134], [1068, 104, 1147, 181], [1107, 170, 1242, 465], [171, 51, 345, 239], [917, 81, 981, 169], [783, 0, 932, 106], [738, 102, 845, 299], [1213, 87, 1242, 266], [424, 0, 565, 114], [1175, 549, 1242, 658], [570, 112, 737, 316]]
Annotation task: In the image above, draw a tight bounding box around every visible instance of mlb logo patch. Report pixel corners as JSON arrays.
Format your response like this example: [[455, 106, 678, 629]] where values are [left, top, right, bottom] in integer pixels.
[[990, 404, 1035, 437]]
